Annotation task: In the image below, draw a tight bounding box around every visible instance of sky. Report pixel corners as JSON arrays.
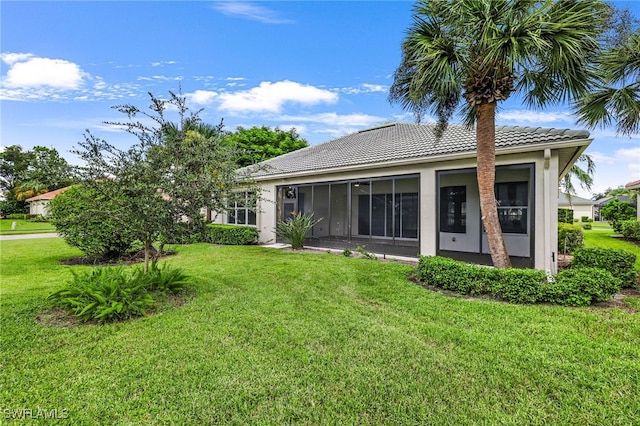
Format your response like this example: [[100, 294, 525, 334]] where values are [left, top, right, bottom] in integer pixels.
[[1, 0, 639, 200]]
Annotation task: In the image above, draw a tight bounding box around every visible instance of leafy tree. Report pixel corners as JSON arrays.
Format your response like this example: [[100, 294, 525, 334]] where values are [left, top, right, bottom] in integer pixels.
[[576, 10, 639, 136], [62, 91, 258, 272], [389, 0, 604, 268], [13, 180, 50, 201], [0, 145, 33, 193], [600, 198, 637, 233], [561, 154, 596, 199], [223, 126, 308, 167]]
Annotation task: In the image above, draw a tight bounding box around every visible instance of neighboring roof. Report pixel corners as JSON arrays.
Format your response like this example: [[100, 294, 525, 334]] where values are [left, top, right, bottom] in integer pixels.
[[625, 179, 640, 190], [25, 186, 72, 202], [594, 195, 632, 206], [559, 193, 594, 206], [246, 122, 591, 179]]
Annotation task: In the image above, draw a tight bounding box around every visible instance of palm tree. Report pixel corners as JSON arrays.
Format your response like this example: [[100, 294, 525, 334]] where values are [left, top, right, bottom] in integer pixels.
[[13, 180, 49, 201], [561, 154, 595, 203], [389, 0, 604, 268], [576, 30, 640, 136]]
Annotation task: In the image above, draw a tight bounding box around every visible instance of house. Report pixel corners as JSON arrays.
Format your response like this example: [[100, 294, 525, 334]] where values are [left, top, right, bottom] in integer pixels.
[[225, 122, 592, 273], [558, 193, 595, 221], [25, 186, 72, 217], [625, 179, 640, 221]]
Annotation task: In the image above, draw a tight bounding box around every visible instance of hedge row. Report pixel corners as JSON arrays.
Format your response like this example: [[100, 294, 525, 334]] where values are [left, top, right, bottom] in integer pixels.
[[572, 247, 638, 288], [206, 224, 259, 245], [417, 256, 623, 306]]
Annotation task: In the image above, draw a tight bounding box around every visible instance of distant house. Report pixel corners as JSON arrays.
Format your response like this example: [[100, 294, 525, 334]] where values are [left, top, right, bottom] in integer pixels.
[[25, 186, 72, 217], [558, 193, 595, 221], [625, 179, 640, 221], [221, 122, 592, 273]]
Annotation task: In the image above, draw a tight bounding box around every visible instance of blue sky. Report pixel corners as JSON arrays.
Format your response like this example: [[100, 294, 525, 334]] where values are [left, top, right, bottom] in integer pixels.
[[1, 0, 639, 199]]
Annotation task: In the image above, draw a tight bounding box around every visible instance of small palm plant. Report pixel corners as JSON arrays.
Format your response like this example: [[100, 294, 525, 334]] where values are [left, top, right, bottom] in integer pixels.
[[276, 211, 322, 250]]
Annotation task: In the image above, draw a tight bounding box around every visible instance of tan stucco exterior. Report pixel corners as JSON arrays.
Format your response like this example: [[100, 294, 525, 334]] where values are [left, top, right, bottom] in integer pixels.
[[240, 146, 573, 273]]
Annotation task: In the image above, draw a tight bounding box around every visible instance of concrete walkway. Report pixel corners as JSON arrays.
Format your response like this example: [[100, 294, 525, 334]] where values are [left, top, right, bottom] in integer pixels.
[[0, 232, 59, 241]]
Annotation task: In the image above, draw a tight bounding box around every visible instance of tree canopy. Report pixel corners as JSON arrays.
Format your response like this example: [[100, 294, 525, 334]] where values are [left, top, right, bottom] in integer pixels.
[[223, 126, 309, 168], [52, 91, 259, 272]]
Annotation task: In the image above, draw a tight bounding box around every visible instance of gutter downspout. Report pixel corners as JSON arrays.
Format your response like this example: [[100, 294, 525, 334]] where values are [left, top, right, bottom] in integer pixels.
[[543, 149, 554, 273]]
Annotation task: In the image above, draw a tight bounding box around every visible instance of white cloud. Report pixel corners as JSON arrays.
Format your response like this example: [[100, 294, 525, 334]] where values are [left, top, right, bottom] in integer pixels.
[[187, 90, 219, 105], [151, 61, 177, 67], [212, 2, 293, 24], [497, 110, 573, 124], [341, 83, 388, 95], [1, 52, 34, 65], [2, 55, 85, 89], [217, 81, 338, 114]]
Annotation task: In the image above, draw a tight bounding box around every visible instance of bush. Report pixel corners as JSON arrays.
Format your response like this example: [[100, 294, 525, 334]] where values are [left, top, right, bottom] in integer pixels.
[[543, 268, 621, 306], [49, 185, 138, 259], [600, 199, 637, 234], [276, 211, 322, 249], [48, 267, 155, 322], [416, 256, 547, 303], [207, 223, 259, 245], [48, 263, 190, 323], [26, 214, 48, 222], [558, 208, 574, 224], [582, 223, 592, 230], [162, 220, 209, 244], [572, 247, 638, 288], [621, 219, 640, 240], [6, 213, 26, 220], [581, 216, 589, 222], [558, 223, 584, 254]]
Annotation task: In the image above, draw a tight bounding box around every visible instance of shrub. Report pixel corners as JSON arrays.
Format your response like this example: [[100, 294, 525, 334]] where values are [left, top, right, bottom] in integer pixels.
[[49, 185, 137, 259], [543, 268, 621, 306], [48, 267, 155, 322], [558, 223, 584, 254], [162, 220, 209, 245], [572, 247, 638, 288], [600, 199, 637, 234], [207, 223, 259, 245], [276, 211, 322, 249], [581, 216, 589, 222], [26, 214, 48, 222], [48, 263, 190, 322], [6, 213, 26, 220], [582, 223, 592, 230], [416, 256, 546, 303], [485, 268, 547, 304], [558, 208, 574, 224], [621, 219, 640, 240]]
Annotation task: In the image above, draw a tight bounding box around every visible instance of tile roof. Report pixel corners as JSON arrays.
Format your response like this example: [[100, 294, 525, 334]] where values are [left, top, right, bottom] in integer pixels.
[[558, 193, 594, 206], [625, 179, 640, 189], [25, 186, 72, 202], [245, 122, 590, 178]]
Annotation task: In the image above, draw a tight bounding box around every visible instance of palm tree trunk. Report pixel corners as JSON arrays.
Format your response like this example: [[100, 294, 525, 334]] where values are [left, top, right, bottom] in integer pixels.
[[476, 103, 511, 268]]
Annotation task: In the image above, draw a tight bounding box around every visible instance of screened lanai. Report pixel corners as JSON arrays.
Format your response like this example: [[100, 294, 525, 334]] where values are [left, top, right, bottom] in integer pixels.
[[276, 174, 420, 257]]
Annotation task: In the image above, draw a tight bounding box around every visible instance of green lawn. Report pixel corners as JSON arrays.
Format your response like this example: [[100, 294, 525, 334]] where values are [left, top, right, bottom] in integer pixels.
[[0, 219, 56, 235], [1, 238, 639, 424], [583, 221, 640, 270]]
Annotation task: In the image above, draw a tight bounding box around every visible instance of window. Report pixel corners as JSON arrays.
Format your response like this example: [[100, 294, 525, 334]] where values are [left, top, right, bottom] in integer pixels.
[[496, 182, 528, 234], [440, 186, 466, 233], [227, 192, 256, 226]]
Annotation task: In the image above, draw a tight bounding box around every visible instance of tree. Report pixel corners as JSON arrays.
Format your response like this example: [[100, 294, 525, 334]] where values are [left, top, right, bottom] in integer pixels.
[[576, 12, 639, 136], [61, 91, 259, 272], [223, 126, 309, 168], [389, 0, 604, 268], [561, 154, 596, 199], [600, 198, 637, 233]]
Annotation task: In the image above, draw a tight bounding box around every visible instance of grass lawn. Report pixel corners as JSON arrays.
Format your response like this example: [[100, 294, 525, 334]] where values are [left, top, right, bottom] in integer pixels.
[[0, 219, 56, 235], [583, 221, 640, 270], [1, 238, 639, 424]]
